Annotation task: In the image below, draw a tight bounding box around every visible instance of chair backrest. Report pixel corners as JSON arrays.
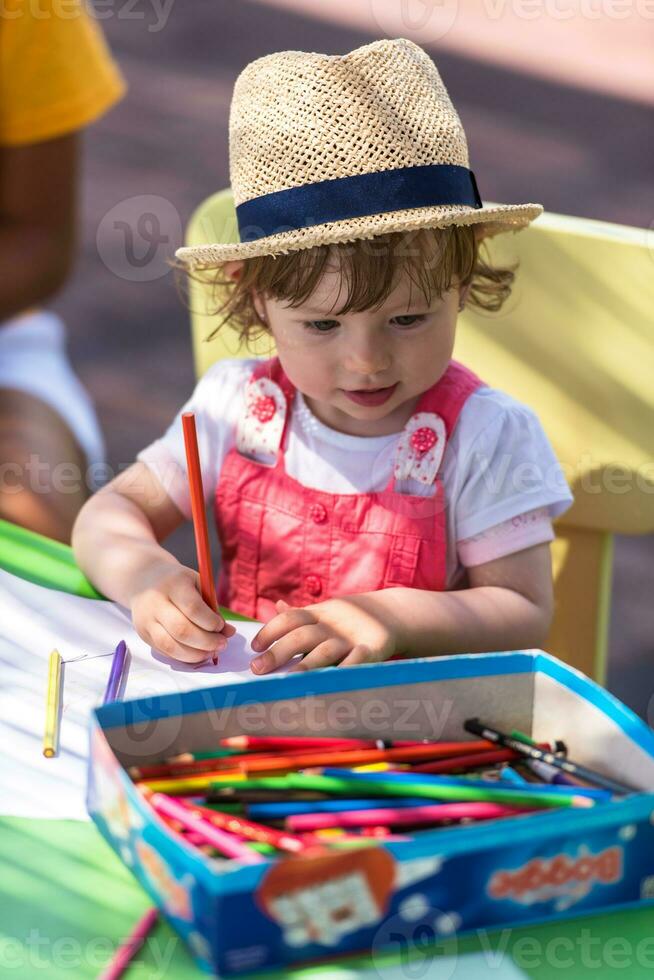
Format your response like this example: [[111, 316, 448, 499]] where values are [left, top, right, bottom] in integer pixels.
[[186, 189, 654, 682]]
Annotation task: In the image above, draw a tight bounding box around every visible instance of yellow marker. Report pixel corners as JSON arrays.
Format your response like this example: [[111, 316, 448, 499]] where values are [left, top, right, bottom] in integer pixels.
[[43, 649, 62, 758], [352, 762, 394, 772]]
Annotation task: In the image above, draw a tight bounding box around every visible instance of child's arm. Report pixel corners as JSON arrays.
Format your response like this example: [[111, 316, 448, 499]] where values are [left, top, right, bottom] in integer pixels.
[[72, 462, 234, 663], [249, 543, 553, 672], [0, 136, 77, 321], [375, 542, 553, 658]]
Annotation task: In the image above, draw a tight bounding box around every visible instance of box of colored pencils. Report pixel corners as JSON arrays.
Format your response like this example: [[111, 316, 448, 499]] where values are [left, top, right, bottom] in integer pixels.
[[87, 651, 654, 976]]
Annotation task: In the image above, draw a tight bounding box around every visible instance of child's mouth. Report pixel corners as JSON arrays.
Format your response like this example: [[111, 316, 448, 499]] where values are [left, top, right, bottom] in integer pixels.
[[342, 383, 398, 406]]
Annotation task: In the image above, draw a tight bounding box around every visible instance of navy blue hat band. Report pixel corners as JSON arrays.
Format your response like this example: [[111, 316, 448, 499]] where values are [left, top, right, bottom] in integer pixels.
[[236, 164, 483, 243]]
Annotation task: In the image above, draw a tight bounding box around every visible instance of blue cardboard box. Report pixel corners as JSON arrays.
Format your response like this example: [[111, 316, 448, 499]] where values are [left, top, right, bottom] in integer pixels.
[[88, 651, 654, 976]]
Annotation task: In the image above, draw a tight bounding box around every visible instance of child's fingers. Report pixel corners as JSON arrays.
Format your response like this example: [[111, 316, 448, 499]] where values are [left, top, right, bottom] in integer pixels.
[[251, 607, 316, 653], [339, 644, 377, 667], [292, 638, 351, 672], [149, 620, 221, 665], [251, 623, 328, 674], [161, 605, 228, 654], [169, 576, 228, 633]]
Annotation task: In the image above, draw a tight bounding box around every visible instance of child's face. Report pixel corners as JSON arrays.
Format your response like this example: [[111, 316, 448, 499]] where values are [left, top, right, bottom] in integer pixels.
[[251, 261, 469, 437]]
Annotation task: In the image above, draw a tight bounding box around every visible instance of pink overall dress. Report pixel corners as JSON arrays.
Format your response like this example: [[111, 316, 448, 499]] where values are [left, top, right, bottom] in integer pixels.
[[214, 357, 485, 621]]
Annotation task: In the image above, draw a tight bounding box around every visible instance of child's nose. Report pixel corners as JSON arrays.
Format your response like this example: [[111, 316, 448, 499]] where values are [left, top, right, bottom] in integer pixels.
[[343, 336, 392, 376]]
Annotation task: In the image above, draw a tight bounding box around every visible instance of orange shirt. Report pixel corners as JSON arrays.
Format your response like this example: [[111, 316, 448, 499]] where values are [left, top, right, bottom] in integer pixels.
[[0, 0, 126, 146]]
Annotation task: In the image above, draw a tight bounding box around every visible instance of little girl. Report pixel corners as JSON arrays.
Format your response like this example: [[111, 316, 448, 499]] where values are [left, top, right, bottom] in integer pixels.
[[72, 38, 573, 673]]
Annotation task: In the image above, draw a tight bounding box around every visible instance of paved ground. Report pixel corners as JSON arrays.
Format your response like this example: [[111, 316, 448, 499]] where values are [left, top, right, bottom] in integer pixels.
[[49, 0, 653, 717]]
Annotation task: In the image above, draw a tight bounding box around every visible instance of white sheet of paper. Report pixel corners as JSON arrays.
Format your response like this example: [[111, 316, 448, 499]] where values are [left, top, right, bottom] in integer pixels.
[[0, 568, 279, 820]]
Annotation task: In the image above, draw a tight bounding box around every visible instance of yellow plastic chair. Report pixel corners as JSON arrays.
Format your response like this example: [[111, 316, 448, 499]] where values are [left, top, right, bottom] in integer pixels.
[[185, 188, 654, 683]]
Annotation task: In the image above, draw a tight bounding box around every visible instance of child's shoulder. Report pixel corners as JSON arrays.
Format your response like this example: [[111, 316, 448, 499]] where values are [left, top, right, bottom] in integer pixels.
[[189, 357, 260, 421], [199, 356, 261, 386], [454, 384, 547, 450]]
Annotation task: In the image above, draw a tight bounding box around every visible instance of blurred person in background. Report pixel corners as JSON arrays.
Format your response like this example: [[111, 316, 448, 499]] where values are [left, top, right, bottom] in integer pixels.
[[0, 0, 125, 542]]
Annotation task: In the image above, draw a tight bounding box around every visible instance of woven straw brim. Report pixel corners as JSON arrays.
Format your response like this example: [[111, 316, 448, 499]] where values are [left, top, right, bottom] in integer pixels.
[[176, 201, 543, 270]]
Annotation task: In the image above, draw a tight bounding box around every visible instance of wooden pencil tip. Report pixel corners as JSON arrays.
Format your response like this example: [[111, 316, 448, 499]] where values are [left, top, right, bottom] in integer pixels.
[[223, 736, 247, 748]]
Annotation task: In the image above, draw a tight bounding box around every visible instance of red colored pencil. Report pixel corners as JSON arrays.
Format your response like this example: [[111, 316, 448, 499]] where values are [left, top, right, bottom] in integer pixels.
[[99, 908, 158, 980], [182, 411, 219, 663], [220, 735, 425, 752], [238, 740, 497, 774], [412, 744, 550, 774]]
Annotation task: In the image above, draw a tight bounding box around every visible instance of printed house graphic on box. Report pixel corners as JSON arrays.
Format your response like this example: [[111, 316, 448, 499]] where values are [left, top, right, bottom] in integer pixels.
[[88, 652, 654, 976]]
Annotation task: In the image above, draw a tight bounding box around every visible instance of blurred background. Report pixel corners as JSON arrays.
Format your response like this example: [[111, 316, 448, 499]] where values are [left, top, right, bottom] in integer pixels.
[[49, 0, 653, 714]]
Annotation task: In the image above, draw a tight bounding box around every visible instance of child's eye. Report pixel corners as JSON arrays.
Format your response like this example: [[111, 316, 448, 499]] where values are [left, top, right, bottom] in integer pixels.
[[303, 320, 339, 332], [392, 315, 426, 328]]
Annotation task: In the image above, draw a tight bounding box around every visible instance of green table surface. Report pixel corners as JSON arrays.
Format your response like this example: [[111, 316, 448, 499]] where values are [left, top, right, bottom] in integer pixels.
[[2, 817, 653, 980]]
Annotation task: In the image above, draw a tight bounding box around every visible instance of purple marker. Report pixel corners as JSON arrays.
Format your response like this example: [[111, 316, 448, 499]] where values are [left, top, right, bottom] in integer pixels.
[[103, 640, 128, 704]]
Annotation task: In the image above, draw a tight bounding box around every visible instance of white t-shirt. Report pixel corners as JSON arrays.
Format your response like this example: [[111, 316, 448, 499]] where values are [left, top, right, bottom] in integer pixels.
[[137, 358, 574, 590]]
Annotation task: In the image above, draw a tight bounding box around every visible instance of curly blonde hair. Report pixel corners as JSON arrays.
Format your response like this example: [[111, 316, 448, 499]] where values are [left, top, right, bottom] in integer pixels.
[[178, 224, 517, 350]]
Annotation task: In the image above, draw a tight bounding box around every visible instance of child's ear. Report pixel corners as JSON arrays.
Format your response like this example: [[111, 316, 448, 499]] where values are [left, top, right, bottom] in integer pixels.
[[222, 260, 244, 281]]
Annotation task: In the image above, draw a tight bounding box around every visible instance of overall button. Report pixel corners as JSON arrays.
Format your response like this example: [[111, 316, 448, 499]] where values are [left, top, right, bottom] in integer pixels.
[[309, 502, 328, 524], [252, 395, 276, 423], [304, 574, 322, 597], [410, 426, 438, 455]]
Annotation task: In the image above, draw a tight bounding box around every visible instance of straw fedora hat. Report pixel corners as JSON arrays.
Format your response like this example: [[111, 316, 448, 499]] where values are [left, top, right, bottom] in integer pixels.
[[176, 38, 543, 269]]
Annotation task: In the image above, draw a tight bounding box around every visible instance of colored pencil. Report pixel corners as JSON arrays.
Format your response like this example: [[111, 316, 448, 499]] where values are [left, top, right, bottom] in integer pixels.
[[283, 772, 593, 809], [182, 411, 219, 663], [102, 641, 128, 704], [206, 789, 328, 805], [129, 752, 237, 780], [150, 794, 266, 864], [220, 735, 425, 751], [167, 749, 241, 763], [99, 907, 158, 980], [464, 718, 634, 795], [499, 766, 528, 785], [316, 768, 609, 800], [188, 800, 312, 854], [313, 834, 412, 848], [140, 771, 245, 795], [237, 740, 498, 774], [131, 759, 251, 782], [247, 798, 431, 819], [287, 802, 539, 831], [352, 762, 400, 772], [43, 649, 63, 758], [411, 746, 548, 774]]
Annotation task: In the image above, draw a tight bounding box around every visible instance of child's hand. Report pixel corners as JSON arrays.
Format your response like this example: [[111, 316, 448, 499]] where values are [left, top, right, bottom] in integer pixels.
[[130, 560, 236, 664], [250, 595, 400, 673]]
